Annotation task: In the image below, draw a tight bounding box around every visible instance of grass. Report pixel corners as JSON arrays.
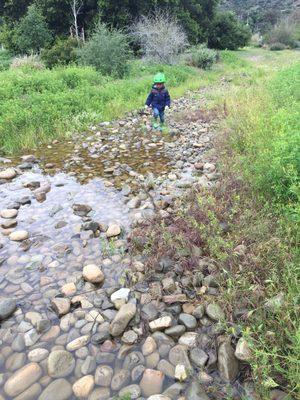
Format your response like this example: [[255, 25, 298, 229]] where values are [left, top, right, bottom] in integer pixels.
[[0, 60, 218, 154], [130, 49, 300, 398], [0, 49, 12, 71]]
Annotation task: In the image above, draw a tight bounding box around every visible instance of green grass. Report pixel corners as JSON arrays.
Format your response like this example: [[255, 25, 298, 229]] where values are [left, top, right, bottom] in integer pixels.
[[0, 61, 212, 154], [0, 49, 12, 71]]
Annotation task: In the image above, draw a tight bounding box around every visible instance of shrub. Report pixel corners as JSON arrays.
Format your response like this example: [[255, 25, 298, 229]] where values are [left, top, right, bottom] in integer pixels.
[[269, 42, 287, 51], [42, 37, 79, 68], [0, 49, 12, 71], [265, 20, 297, 48], [131, 10, 188, 64], [208, 12, 251, 50], [10, 54, 45, 70], [15, 4, 52, 54], [78, 22, 131, 77], [185, 45, 217, 70]]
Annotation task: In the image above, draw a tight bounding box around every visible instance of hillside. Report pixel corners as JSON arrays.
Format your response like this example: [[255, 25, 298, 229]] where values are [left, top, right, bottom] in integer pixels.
[[221, 0, 299, 31]]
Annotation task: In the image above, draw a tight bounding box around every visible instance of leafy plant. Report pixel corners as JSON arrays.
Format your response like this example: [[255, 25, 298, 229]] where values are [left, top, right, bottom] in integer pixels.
[[78, 22, 131, 78], [42, 37, 79, 68], [185, 45, 217, 70], [0, 49, 12, 71]]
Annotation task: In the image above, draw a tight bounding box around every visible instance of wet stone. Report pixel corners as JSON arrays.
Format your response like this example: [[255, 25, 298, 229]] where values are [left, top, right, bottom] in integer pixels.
[[95, 365, 113, 387], [190, 348, 209, 368], [111, 369, 131, 391], [0, 298, 17, 320], [178, 313, 197, 329], [165, 325, 186, 338], [140, 368, 165, 397], [47, 350, 75, 378], [119, 384, 141, 399], [4, 362, 42, 397]]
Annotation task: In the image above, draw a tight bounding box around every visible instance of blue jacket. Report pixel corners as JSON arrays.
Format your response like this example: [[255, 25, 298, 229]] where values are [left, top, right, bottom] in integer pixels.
[[145, 85, 171, 111]]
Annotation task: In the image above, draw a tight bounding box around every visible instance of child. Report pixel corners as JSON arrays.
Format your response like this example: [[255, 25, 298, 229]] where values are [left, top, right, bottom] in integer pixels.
[[145, 73, 171, 130]]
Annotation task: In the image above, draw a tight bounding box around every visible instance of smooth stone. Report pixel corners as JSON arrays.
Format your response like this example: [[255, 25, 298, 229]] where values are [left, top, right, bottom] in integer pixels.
[[218, 340, 239, 382], [28, 348, 49, 362], [119, 384, 141, 399], [122, 330, 138, 344], [72, 375, 94, 398], [142, 336, 157, 356], [165, 325, 186, 338], [48, 350, 75, 378], [178, 332, 198, 348], [4, 362, 42, 397], [178, 313, 197, 329], [9, 230, 29, 241], [81, 355, 96, 374], [157, 359, 175, 379], [0, 168, 16, 179], [106, 224, 121, 238], [235, 338, 252, 361], [169, 345, 191, 369], [205, 303, 225, 321], [83, 265, 105, 284], [51, 298, 71, 316], [146, 351, 160, 368], [140, 369, 165, 397], [111, 369, 131, 391], [131, 365, 146, 382], [38, 379, 72, 400], [88, 387, 110, 400], [14, 383, 42, 400], [109, 303, 136, 337], [163, 382, 186, 399], [149, 316, 172, 331], [186, 380, 209, 400], [5, 352, 26, 371], [95, 365, 113, 387], [149, 396, 171, 400], [111, 288, 130, 303], [0, 298, 17, 320], [1, 209, 18, 218], [190, 348, 208, 368], [66, 335, 90, 351]]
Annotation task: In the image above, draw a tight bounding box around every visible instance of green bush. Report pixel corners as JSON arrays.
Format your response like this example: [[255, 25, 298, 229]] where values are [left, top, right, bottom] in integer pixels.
[[208, 12, 251, 50], [42, 37, 79, 68], [185, 45, 217, 70], [265, 21, 297, 48], [269, 42, 287, 51], [15, 4, 52, 54], [78, 23, 131, 78], [0, 49, 12, 71]]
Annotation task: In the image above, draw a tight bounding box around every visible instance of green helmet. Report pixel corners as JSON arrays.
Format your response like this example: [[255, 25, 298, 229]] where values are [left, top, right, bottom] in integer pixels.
[[153, 72, 166, 83]]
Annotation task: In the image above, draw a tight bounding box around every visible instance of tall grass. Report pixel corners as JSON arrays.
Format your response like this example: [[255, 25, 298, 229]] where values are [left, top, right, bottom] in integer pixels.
[[0, 62, 203, 154]]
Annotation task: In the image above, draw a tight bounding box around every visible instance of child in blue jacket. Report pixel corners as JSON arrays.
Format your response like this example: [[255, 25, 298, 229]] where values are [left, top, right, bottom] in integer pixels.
[[145, 73, 171, 130]]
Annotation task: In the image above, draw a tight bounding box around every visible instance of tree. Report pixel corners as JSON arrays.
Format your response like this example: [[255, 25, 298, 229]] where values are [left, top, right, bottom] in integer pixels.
[[208, 11, 251, 50], [16, 4, 52, 53], [70, 0, 84, 40]]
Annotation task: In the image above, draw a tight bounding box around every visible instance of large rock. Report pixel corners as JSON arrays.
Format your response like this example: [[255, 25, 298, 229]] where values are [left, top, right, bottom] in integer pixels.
[[51, 298, 70, 316], [111, 369, 131, 391], [4, 363, 42, 397], [190, 348, 208, 368], [218, 340, 239, 382], [72, 375, 94, 398], [9, 230, 29, 241], [1, 209, 18, 218], [0, 298, 17, 320], [95, 365, 113, 387], [142, 336, 157, 356], [109, 303, 136, 337], [140, 369, 165, 397], [0, 168, 17, 180], [205, 303, 225, 321], [48, 350, 75, 378], [106, 223, 121, 238], [83, 264, 104, 284], [235, 338, 252, 362], [38, 379, 72, 400], [169, 345, 191, 370], [178, 313, 197, 329]]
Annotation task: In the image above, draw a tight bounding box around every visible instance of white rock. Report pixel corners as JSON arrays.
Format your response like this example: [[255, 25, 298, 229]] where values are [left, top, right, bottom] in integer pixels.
[[0, 168, 16, 180], [178, 332, 198, 348], [149, 316, 172, 332], [111, 288, 130, 303], [66, 335, 90, 351], [235, 338, 252, 362], [9, 230, 29, 241], [106, 224, 121, 238], [1, 209, 18, 219], [175, 364, 188, 381], [82, 264, 104, 284]]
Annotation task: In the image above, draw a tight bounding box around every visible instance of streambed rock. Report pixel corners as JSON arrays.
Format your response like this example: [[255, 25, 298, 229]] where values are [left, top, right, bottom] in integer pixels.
[[38, 379, 72, 400], [0, 298, 17, 320], [0, 168, 17, 180], [4, 362, 42, 397], [218, 340, 239, 382], [48, 350, 75, 378], [83, 264, 104, 284], [9, 230, 29, 241], [110, 302, 136, 336]]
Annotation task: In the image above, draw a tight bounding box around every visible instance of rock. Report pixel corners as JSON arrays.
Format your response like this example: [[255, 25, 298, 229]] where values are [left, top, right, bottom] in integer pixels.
[[111, 369, 131, 391], [111, 288, 130, 303], [51, 298, 70, 316], [0, 168, 16, 180], [48, 350, 75, 378], [24, 329, 40, 346], [198, 371, 214, 384], [142, 336, 157, 356], [1, 209, 18, 218], [149, 316, 172, 332], [28, 348, 49, 362], [123, 351, 145, 370], [205, 303, 225, 321], [270, 389, 292, 400], [162, 277, 176, 292], [106, 224, 121, 238], [0, 298, 17, 320], [190, 348, 208, 368], [95, 365, 113, 386], [14, 383, 42, 400], [61, 282, 76, 296], [186, 381, 209, 400], [5, 353, 26, 372], [157, 359, 175, 379], [178, 313, 197, 329], [149, 396, 171, 400], [165, 325, 186, 338], [72, 204, 92, 216], [72, 375, 94, 398], [146, 351, 160, 368], [178, 332, 198, 348], [163, 294, 187, 304], [122, 330, 138, 344], [235, 338, 252, 362], [4, 362, 42, 397], [142, 303, 159, 321], [38, 379, 72, 400], [175, 364, 188, 381], [140, 369, 165, 397], [67, 335, 90, 351], [192, 305, 205, 319], [81, 356, 96, 374], [169, 345, 191, 370], [218, 340, 239, 382], [88, 388, 111, 400], [109, 303, 136, 337], [9, 230, 29, 241], [119, 384, 141, 399], [83, 264, 105, 284]]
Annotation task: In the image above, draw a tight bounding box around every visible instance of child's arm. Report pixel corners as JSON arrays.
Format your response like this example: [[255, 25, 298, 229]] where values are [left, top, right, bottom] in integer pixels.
[[145, 91, 153, 107], [165, 90, 171, 108]]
